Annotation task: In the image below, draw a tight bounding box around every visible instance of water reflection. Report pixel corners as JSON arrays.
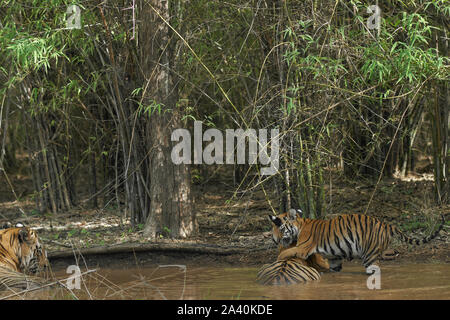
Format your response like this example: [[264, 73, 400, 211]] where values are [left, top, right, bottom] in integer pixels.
[[1, 262, 448, 300]]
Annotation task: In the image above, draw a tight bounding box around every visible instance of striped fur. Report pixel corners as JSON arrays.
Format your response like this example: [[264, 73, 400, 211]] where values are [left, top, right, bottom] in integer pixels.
[[257, 258, 321, 285], [257, 239, 329, 286], [270, 210, 445, 274], [0, 227, 49, 275]]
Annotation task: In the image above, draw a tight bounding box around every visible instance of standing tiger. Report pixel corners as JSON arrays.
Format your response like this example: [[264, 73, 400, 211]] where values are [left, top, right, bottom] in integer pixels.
[[0, 226, 49, 275], [270, 209, 445, 274]]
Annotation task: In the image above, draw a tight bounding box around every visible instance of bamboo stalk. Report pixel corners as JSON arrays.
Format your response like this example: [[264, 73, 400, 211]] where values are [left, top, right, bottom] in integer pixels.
[[37, 118, 57, 214]]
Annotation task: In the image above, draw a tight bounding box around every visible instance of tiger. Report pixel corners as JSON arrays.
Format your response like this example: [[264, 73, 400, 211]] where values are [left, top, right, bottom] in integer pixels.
[[257, 233, 330, 285], [256, 258, 322, 285], [270, 209, 445, 274], [0, 226, 49, 275]]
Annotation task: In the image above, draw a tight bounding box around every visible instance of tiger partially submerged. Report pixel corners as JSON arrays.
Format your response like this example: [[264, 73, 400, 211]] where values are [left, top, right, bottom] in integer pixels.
[[0, 226, 49, 275], [257, 222, 330, 285], [270, 209, 445, 274], [256, 253, 329, 285]]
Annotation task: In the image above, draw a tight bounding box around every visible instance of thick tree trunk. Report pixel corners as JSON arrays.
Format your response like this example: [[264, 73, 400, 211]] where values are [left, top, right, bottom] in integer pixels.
[[140, 0, 196, 238]]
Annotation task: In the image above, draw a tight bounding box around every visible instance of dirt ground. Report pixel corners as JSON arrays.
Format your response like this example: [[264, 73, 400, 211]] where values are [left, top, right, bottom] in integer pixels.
[[0, 167, 448, 270]]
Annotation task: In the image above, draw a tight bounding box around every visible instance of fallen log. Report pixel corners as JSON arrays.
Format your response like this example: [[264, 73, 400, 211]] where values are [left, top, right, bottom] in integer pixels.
[[48, 242, 270, 259]]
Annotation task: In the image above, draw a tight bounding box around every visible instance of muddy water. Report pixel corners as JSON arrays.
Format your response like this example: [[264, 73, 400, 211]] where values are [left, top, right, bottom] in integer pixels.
[[5, 262, 450, 299]]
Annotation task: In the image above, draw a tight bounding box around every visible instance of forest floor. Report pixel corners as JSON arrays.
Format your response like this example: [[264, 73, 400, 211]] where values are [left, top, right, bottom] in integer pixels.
[[0, 167, 448, 270]]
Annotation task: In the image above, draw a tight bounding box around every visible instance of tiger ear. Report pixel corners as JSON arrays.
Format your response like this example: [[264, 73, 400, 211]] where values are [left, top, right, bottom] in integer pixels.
[[1, 221, 12, 229], [18, 228, 29, 243], [289, 208, 302, 219], [268, 215, 282, 227], [288, 209, 297, 220]]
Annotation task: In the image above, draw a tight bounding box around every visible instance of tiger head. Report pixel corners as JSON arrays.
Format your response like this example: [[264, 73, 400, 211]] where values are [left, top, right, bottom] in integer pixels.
[[0, 227, 49, 275], [18, 227, 49, 274], [268, 209, 304, 248]]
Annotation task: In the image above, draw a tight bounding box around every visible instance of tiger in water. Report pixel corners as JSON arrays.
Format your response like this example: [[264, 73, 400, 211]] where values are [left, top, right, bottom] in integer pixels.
[[270, 209, 445, 274], [256, 252, 329, 285], [0, 222, 49, 275]]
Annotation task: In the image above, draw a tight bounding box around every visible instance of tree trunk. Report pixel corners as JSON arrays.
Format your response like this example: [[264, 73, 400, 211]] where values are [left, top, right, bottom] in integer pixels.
[[140, 0, 196, 238], [430, 26, 449, 205]]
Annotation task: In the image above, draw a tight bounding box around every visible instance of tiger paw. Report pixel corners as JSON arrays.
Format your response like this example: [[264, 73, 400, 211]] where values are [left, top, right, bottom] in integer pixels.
[[277, 247, 300, 261], [277, 252, 295, 261], [381, 249, 399, 261]]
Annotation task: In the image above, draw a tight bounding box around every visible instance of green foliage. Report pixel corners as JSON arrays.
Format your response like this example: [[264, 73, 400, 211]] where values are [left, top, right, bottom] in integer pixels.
[[6, 36, 65, 73], [360, 11, 448, 86], [400, 220, 429, 232], [191, 168, 204, 185], [0, 0, 448, 224], [137, 100, 168, 118], [67, 228, 77, 237], [163, 226, 172, 236]]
